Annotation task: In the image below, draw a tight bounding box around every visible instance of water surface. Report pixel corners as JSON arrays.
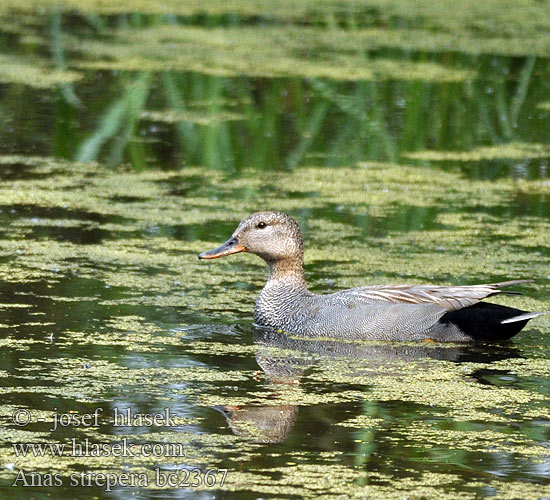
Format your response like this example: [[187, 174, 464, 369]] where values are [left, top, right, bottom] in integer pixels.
[[0, 1, 549, 498]]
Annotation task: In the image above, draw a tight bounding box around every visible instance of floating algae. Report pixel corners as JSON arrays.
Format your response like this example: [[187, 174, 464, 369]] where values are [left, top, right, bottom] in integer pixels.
[[0, 2, 549, 490], [0, 54, 82, 89], [141, 109, 244, 126], [0, 157, 548, 315], [73, 25, 473, 82], [404, 142, 550, 162], [2, 0, 550, 41]]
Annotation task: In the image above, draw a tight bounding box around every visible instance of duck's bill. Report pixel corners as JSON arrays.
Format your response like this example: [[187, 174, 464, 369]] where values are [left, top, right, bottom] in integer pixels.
[[198, 238, 246, 260]]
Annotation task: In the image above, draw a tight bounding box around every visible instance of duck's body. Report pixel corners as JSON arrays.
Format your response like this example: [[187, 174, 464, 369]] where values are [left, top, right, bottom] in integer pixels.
[[199, 211, 543, 342], [255, 280, 538, 342]]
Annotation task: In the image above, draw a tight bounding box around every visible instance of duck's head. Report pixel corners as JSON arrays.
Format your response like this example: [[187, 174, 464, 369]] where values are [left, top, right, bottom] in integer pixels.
[[198, 211, 303, 263]]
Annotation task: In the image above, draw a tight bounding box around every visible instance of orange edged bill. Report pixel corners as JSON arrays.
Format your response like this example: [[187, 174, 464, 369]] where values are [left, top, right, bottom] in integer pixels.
[[198, 238, 246, 260]]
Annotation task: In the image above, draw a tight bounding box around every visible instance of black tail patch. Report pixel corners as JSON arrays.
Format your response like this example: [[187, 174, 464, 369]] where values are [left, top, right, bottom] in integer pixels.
[[440, 302, 531, 341]]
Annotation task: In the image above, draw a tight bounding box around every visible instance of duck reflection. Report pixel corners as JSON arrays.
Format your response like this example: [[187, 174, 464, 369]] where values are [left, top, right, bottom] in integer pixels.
[[213, 327, 521, 443], [213, 404, 299, 444]]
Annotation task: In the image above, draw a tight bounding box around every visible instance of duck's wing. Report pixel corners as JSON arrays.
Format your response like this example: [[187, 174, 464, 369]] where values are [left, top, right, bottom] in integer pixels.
[[334, 280, 532, 311]]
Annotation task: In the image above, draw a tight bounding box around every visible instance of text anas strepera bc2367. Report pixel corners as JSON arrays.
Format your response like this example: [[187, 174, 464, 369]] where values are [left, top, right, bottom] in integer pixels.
[[198, 211, 544, 342]]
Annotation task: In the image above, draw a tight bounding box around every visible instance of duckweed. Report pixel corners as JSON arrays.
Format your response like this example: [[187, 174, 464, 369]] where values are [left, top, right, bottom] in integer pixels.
[[404, 142, 550, 162], [73, 25, 473, 82], [0, 2, 549, 497], [0, 54, 82, 88], [141, 110, 244, 125]]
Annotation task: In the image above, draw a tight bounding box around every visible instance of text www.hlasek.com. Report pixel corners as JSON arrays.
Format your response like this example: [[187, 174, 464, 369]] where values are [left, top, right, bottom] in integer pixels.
[[11, 407, 228, 490], [13, 438, 183, 458]]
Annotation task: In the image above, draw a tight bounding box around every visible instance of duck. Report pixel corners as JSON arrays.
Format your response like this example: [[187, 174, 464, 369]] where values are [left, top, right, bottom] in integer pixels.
[[198, 211, 544, 342]]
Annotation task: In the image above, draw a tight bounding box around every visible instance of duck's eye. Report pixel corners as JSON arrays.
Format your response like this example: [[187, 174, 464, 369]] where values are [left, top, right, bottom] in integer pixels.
[[256, 222, 267, 229]]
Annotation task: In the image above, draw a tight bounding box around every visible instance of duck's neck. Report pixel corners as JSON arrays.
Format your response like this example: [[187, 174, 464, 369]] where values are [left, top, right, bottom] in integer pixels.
[[266, 257, 307, 288]]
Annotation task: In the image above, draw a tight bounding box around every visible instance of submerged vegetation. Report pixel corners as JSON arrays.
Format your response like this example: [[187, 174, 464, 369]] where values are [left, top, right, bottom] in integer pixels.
[[0, 0, 548, 171], [0, 0, 549, 499]]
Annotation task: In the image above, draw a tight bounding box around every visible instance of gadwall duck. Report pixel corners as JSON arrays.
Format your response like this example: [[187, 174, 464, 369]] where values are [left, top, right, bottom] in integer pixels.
[[199, 211, 544, 342]]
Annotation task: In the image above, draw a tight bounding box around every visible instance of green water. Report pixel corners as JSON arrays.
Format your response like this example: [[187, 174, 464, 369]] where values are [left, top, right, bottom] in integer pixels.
[[0, 1, 549, 498]]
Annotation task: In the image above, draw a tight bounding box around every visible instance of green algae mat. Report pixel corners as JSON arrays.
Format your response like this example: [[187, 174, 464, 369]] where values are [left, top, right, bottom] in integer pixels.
[[0, 1, 549, 499]]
